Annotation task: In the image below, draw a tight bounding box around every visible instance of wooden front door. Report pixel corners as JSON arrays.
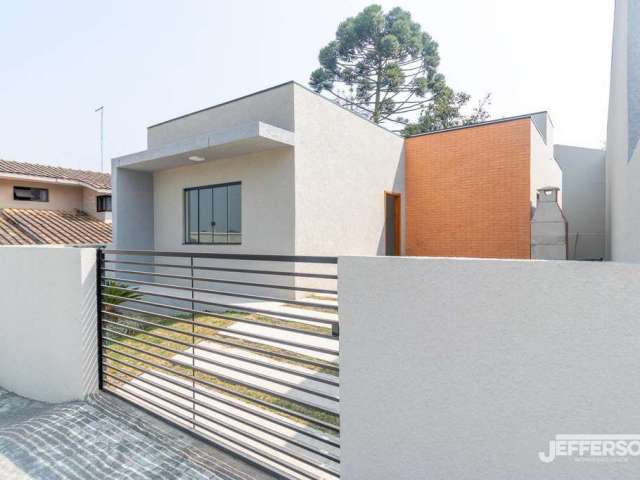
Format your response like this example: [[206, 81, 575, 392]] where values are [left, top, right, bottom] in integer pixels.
[[385, 192, 401, 256]]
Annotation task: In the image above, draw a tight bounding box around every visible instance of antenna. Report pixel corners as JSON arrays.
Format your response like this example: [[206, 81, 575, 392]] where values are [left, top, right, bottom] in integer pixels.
[[95, 106, 104, 172]]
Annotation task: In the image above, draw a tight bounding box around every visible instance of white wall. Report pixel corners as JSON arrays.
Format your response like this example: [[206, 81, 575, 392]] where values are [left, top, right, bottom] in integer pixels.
[[606, 0, 640, 261], [340, 256, 640, 480], [147, 82, 295, 148], [293, 84, 405, 257], [0, 247, 98, 402], [112, 167, 154, 251], [153, 147, 295, 255], [628, 0, 640, 156], [555, 145, 605, 259]]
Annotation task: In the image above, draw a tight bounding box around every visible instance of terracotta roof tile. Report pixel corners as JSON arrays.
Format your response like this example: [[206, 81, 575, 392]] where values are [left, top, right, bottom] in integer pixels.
[[0, 213, 37, 245], [0, 208, 111, 245], [0, 159, 111, 190]]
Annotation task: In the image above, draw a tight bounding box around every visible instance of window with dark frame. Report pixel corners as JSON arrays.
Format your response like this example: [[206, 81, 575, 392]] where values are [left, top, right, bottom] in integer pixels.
[[13, 186, 49, 202], [184, 182, 241, 245], [96, 195, 112, 212]]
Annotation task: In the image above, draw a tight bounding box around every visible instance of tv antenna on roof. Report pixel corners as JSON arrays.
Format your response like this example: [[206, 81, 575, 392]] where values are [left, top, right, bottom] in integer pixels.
[[95, 106, 104, 172]]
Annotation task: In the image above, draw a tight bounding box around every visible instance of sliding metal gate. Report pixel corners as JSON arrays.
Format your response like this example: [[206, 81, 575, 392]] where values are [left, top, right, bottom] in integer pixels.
[[97, 249, 339, 480]]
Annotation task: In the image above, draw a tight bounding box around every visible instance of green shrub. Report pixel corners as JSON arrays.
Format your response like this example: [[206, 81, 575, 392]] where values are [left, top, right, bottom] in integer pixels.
[[102, 279, 142, 337]]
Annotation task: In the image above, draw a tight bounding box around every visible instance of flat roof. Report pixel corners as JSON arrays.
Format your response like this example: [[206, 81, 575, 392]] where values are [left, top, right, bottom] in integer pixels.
[[406, 111, 549, 138], [114, 121, 295, 172], [147, 80, 398, 137], [146, 80, 550, 142]]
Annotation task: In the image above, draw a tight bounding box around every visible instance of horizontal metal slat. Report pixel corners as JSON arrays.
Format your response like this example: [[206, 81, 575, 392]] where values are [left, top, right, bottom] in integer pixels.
[[102, 342, 340, 416], [102, 285, 336, 334], [102, 281, 339, 327], [103, 297, 339, 355], [102, 327, 339, 402], [102, 310, 338, 372], [103, 380, 336, 480], [104, 267, 338, 295], [102, 317, 339, 386], [101, 277, 338, 312], [102, 354, 339, 447], [104, 259, 338, 279], [104, 369, 340, 466], [104, 249, 338, 264], [104, 366, 339, 461], [102, 348, 339, 433]]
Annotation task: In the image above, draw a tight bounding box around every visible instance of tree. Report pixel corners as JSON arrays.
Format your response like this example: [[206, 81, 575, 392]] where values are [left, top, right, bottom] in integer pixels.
[[402, 90, 492, 136], [309, 4, 489, 134]]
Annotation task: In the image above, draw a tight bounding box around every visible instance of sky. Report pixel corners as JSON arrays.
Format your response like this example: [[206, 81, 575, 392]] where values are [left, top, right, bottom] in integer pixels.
[[0, 0, 614, 173]]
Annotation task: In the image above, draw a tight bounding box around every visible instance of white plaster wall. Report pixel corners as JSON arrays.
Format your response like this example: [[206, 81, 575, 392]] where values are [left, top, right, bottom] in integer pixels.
[[112, 166, 154, 251], [147, 83, 295, 148], [340, 256, 640, 480], [554, 145, 605, 259], [292, 84, 405, 257], [628, 0, 640, 155], [529, 117, 562, 209], [153, 147, 295, 255], [148, 148, 297, 302], [0, 247, 98, 402], [606, 0, 640, 261], [0, 178, 83, 211], [82, 187, 111, 222]]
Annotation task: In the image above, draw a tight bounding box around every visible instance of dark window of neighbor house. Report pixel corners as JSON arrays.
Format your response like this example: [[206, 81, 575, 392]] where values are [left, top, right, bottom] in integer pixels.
[[96, 195, 112, 212], [184, 182, 241, 245], [13, 186, 49, 202]]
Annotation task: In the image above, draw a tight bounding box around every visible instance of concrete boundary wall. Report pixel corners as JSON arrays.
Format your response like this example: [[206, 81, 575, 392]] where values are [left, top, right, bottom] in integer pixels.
[[0, 247, 98, 402], [339, 256, 640, 479]]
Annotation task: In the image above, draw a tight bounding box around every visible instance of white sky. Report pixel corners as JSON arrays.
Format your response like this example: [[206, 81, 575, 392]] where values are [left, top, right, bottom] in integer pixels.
[[0, 0, 614, 172]]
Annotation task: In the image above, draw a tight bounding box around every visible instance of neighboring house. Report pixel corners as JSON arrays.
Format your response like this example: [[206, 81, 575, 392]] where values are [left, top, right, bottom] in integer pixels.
[[0, 160, 112, 245], [605, 0, 640, 261], [554, 145, 606, 260], [405, 113, 562, 259], [112, 81, 566, 261]]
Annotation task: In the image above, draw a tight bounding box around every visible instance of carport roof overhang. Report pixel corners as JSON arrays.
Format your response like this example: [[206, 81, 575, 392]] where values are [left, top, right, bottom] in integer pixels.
[[113, 121, 294, 172]]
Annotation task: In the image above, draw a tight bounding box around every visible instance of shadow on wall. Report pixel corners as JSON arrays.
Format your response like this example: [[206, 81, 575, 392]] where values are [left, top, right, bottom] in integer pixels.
[[376, 144, 406, 256], [80, 252, 100, 396]]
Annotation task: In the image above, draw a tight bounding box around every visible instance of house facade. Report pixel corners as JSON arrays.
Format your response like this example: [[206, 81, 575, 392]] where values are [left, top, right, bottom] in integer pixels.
[[113, 82, 572, 263], [0, 160, 112, 245], [112, 82, 405, 259]]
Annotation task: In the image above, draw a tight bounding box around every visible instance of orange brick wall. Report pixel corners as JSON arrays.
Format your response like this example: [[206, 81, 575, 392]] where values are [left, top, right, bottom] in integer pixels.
[[405, 119, 532, 259]]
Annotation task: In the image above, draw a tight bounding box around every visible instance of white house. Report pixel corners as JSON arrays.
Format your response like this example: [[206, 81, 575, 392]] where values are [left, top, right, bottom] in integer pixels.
[[112, 82, 405, 260]]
